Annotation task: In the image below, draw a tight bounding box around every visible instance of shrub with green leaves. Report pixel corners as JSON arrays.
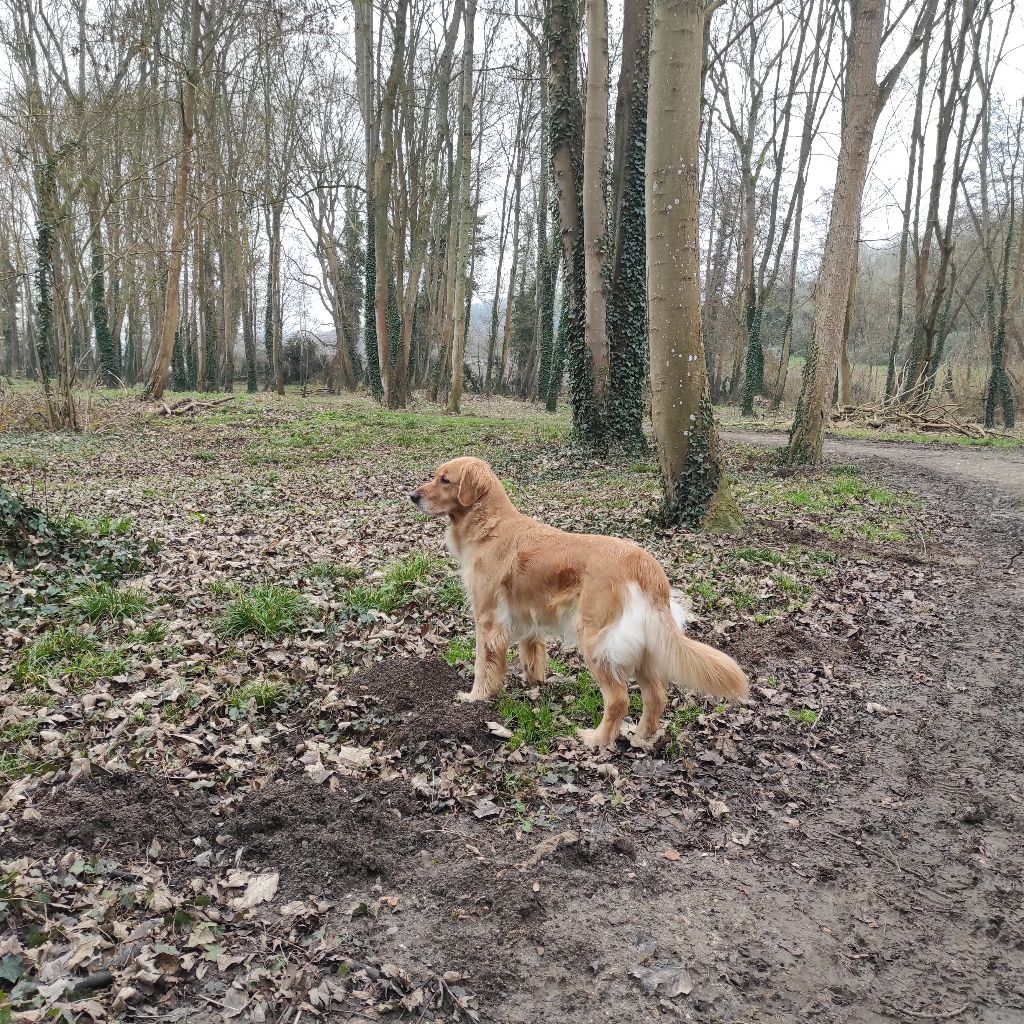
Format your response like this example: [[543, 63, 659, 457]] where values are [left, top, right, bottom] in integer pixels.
[[218, 584, 311, 638]]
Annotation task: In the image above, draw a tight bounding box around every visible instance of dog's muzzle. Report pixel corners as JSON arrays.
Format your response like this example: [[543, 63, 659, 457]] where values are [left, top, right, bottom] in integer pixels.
[[409, 491, 421, 506]]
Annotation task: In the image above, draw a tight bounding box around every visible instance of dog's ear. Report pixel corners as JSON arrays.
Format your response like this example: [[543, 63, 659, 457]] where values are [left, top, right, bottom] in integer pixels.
[[457, 461, 489, 507]]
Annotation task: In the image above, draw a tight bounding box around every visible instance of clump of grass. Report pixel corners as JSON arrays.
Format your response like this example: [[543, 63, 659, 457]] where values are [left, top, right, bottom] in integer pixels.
[[788, 707, 819, 726], [435, 575, 467, 610], [305, 561, 362, 583], [733, 546, 785, 566], [0, 719, 42, 745], [209, 580, 235, 597], [444, 636, 475, 665], [344, 553, 434, 615], [132, 622, 167, 645], [58, 513, 134, 538], [14, 626, 128, 689], [385, 552, 433, 588], [498, 693, 570, 753], [218, 584, 310, 638], [74, 582, 148, 622], [228, 679, 287, 711], [665, 702, 703, 757]]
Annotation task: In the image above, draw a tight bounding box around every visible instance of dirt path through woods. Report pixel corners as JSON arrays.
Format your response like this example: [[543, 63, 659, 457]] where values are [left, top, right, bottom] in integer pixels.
[[355, 438, 1024, 1023]]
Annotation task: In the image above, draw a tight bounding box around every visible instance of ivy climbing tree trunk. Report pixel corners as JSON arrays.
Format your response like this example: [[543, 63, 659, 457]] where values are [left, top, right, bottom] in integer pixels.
[[86, 178, 117, 387], [647, 0, 734, 528], [548, 0, 601, 444], [607, 0, 648, 450], [582, 0, 610, 417]]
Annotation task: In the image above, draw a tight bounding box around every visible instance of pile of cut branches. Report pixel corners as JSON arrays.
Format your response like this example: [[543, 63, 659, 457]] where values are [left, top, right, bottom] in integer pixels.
[[832, 401, 1000, 439]]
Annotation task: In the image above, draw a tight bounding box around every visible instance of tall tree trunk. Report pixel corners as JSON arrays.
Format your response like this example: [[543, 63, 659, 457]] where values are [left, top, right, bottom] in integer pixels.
[[86, 179, 117, 387], [647, 0, 734, 528], [548, 0, 598, 442], [788, 0, 931, 461], [838, 248, 859, 406], [582, 0, 610, 414], [533, 38, 554, 404], [144, 0, 199, 402], [787, 0, 883, 463], [446, 0, 477, 413], [607, 0, 649, 450], [373, 0, 409, 408]]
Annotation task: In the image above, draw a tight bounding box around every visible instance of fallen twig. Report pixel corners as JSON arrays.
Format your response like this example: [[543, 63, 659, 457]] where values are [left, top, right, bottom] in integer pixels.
[[516, 829, 579, 870]]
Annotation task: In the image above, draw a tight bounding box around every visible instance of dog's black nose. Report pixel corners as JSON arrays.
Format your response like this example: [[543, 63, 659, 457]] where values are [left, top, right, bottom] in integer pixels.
[[409, 491, 420, 504]]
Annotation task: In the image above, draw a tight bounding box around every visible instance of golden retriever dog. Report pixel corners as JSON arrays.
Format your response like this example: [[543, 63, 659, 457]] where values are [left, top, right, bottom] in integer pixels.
[[410, 456, 748, 748]]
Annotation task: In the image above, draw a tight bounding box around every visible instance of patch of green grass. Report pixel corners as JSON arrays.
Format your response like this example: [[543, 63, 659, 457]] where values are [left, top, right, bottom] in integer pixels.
[[344, 553, 434, 615], [0, 753, 39, 781], [385, 552, 434, 588], [305, 560, 362, 583], [497, 693, 570, 753], [209, 581, 234, 597], [689, 580, 719, 604], [0, 719, 42, 745], [733, 546, 785, 566], [14, 627, 128, 690], [560, 670, 603, 727], [57, 513, 134, 538], [217, 585, 311, 638], [664, 703, 702, 757], [435, 575, 467, 610], [788, 707, 819, 726], [228, 679, 287, 711], [776, 573, 806, 595], [74, 582, 148, 622], [444, 637, 475, 665], [128, 622, 167, 645]]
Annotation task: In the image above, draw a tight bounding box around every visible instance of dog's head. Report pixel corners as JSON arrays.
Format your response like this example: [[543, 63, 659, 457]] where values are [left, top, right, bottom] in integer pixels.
[[409, 457, 495, 517]]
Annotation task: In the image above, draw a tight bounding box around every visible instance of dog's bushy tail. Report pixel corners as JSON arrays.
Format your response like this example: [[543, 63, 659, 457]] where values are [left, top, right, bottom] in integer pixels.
[[648, 604, 748, 701]]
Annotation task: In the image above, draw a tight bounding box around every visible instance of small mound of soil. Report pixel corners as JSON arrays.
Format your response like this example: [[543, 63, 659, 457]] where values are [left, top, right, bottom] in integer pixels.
[[7, 772, 214, 858], [224, 776, 426, 896], [346, 656, 499, 754], [713, 617, 829, 669]]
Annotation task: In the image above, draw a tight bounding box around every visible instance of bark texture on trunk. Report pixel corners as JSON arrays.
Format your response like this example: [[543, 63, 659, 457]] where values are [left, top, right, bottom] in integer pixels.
[[788, 0, 885, 464], [582, 0, 610, 410], [647, 0, 734, 528], [144, 0, 199, 402], [446, 0, 476, 413]]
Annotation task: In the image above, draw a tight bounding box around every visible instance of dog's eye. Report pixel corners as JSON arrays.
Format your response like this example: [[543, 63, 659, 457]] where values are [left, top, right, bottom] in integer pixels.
[[440, 475, 450, 485]]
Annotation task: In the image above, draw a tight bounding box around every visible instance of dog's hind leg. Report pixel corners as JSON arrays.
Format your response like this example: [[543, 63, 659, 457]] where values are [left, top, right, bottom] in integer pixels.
[[460, 616, 509, 701], [519, 638, 547, 684], [633, 659, 667, 744], [576, 653, 629, 749]]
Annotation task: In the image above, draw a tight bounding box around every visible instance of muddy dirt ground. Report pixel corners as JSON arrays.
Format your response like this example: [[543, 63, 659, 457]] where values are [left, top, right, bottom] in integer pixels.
[[3, 415, 1023, 1024]]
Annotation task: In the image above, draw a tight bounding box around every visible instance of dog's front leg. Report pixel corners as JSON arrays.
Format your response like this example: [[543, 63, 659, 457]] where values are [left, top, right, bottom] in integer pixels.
[[459, 617, 509, 701]]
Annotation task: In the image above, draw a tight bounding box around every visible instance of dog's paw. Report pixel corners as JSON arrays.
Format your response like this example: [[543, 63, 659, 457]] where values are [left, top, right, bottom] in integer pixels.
[[456, 689, 486, 703], [578, 727, 615, 750]]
